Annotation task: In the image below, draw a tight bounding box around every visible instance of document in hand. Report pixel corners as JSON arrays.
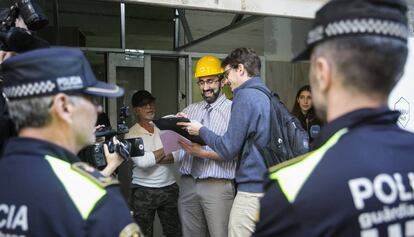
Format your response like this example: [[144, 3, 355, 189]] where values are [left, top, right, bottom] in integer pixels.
[[159, 130, 191, 154], [152, 117, 206, 145]]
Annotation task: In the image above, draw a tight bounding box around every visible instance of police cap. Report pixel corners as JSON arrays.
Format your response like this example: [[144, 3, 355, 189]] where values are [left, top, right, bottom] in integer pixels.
[[293, 0, 409, 62], [2, 47, 124, 100]]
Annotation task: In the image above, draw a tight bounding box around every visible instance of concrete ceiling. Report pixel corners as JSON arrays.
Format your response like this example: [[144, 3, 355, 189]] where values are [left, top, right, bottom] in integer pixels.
[[31, 0, 267, 53], [1, 0, 414, 53], [96, 0, 327, 19]]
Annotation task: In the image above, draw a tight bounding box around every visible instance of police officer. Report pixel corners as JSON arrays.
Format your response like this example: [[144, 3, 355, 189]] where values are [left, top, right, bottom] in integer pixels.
[[254, 0, 414, 236], [0, 48, 142, 236]]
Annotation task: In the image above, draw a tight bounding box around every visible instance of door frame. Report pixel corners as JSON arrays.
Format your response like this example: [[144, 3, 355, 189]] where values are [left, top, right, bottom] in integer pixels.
[[106, 52, 151, 127]]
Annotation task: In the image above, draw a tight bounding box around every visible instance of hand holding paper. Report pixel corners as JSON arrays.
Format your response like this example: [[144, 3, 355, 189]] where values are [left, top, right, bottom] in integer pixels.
[[176, 112, 188, 118], [178, 140, 206, 158], [159, 130, 192, 154]]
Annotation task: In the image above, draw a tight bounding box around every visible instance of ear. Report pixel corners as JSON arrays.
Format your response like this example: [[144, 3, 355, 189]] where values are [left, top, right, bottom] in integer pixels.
[[133, 107, 140, 116], [50, 93, 74, 124], [313, 56, 332, 93], [237, 64, 247, 77], [219, 78, 226, 88]]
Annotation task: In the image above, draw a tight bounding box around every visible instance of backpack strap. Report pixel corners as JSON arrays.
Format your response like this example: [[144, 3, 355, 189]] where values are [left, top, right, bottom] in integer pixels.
[[248, 85, 273, 100], [237, 132, 256, 171], [239, 86, 275, 168]]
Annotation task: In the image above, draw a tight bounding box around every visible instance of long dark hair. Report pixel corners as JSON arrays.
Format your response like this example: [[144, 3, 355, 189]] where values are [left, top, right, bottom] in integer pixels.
[[291, 85, 318, 130]]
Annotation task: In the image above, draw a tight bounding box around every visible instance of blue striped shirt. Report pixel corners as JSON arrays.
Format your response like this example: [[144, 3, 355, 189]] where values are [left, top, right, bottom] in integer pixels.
[[177, 94, 236, 179]]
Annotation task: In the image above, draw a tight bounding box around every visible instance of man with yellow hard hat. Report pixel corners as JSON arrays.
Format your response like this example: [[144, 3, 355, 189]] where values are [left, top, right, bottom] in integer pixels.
[[174, 55, 236, 237]]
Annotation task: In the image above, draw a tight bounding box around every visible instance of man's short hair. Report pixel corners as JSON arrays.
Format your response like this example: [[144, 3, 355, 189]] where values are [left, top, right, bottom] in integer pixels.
[[8, 95, 82, 131], [313, 35, 408, 98], [7, 96, 53, 131], [222, 48, 261, 77]]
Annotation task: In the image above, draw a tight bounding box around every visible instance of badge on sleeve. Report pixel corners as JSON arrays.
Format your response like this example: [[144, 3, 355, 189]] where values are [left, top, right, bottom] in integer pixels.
[[119, 223, 143, 237]]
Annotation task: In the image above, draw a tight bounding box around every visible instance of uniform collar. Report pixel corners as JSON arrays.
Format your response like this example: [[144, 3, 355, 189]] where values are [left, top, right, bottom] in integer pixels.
[[311, 107, 400, 150], [3, 137, 80, 164]]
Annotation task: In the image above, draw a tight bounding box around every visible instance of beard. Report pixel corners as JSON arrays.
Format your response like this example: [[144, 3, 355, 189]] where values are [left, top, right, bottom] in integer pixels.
[[202, 87, 221, 104]]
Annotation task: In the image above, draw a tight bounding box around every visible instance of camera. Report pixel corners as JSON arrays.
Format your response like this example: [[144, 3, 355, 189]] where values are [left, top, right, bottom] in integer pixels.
[[80, 106, 145, 169], [0, 0, 49, 52]]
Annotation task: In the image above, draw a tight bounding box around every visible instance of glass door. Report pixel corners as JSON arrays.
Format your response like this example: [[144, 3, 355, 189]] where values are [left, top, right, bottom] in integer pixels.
[[107, 52, 149, 199]]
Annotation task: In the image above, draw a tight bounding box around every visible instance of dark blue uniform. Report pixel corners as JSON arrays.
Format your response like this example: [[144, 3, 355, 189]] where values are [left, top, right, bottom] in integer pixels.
[[0, 137, 141, 237], [253, 107, 414, 237]]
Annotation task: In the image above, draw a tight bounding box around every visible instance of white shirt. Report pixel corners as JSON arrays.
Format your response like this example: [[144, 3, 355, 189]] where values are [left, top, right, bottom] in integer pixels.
[[125, 122, 176, 188]]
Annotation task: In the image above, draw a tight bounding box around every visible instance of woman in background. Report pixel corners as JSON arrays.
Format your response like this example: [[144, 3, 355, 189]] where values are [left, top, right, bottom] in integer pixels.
[[291, 85, 323, 143]]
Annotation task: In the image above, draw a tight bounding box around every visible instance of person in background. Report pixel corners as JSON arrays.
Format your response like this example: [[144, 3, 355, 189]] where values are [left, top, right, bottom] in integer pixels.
[[175, 55, 235, 237], [291, 85, 323, 142], [125, 90, 181, 237], [0, 17, 48, 155]]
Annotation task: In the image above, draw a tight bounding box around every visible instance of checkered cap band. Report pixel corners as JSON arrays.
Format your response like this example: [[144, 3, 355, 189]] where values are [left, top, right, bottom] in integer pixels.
[[307, 18, 409, 45], [3, 80, 57, 99]]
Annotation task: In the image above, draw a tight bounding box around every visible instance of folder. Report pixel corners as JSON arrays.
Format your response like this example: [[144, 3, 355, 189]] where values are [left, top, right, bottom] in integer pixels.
[[152, 117, 206, 145]]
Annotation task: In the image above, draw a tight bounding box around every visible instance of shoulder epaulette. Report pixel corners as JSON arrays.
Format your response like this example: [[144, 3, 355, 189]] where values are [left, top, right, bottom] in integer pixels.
[[119, 223, 143, 237], [71, 162, 119, 188]]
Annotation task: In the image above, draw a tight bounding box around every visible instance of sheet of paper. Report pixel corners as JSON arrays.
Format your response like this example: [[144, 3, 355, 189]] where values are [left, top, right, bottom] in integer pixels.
[[160, 130, 192, 154]]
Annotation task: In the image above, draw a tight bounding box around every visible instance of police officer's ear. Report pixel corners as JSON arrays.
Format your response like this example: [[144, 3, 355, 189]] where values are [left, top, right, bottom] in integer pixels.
[[49, 93, 75, 123], [311, 55, 332, 94]]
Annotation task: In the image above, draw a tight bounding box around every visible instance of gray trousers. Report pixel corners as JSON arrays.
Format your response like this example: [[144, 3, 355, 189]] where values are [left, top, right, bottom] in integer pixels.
[[179, 176, 235, 237]]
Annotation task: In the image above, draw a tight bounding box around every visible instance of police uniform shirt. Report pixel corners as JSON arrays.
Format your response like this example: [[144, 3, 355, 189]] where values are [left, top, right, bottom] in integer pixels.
[[253, 107, 414, 237], [0, 137, 140, 237]]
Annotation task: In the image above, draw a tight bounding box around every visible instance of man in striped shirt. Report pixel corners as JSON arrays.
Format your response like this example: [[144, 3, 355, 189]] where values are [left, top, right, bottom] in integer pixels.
[[174, 55, 236, 237]]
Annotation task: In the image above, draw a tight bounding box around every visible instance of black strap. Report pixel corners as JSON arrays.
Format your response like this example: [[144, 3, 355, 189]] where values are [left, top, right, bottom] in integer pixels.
[[237, 86, 274, 168], [248, 86, 273, 100], [236, 132, 256, 171]]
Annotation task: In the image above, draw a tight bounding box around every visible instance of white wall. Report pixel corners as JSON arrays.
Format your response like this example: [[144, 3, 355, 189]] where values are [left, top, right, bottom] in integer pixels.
[[388, 38, 414, 132]]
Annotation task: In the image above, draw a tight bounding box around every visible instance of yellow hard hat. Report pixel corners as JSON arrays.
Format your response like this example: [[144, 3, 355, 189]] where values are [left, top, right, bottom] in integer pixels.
[[194, 55, 224, 79]]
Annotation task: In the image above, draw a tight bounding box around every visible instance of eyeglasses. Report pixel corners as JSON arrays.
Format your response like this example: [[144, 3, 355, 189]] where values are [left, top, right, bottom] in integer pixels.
[[218, 69, 231, 80], [196, 79, 221, 87]]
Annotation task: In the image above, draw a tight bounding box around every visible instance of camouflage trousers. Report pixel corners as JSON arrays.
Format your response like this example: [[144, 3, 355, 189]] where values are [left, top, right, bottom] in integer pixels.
[[130, 183, 182, 237]]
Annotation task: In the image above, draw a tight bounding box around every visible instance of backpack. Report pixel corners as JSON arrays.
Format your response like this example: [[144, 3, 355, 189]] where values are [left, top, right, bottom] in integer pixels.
[[243, 86, 310, 168]]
